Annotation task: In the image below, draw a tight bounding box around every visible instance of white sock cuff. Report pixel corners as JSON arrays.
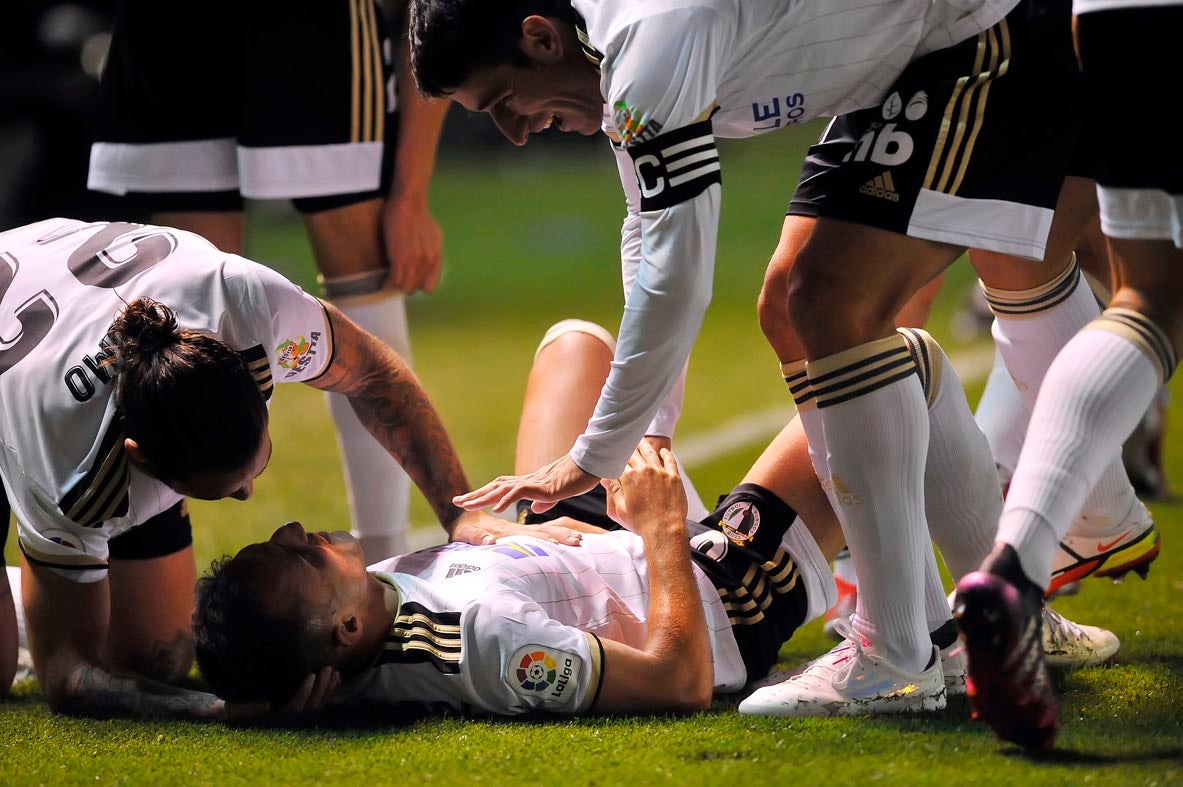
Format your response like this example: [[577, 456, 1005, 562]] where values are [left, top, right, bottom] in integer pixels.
[[783, 518, 838, 622], [332, 289, 411, 359], [1088, 308, 1178, 384], [534, 319, 616, 361], [979, 254, 1080, 318]]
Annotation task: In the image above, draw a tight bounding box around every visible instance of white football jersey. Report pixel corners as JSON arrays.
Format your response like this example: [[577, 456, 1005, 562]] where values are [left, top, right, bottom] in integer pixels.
[[0, 218, 334, 582], [337, 531, 745, 716], [566, 0, 1017, 478]]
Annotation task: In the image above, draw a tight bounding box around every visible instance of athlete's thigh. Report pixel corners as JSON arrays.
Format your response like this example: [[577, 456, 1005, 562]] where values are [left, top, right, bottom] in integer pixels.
[[971, 176, 1098, 290], [790, 217, 957, 353], [303, 198, 386, 278], [105, 503, 196, 682], [516, 323, 615, 474]]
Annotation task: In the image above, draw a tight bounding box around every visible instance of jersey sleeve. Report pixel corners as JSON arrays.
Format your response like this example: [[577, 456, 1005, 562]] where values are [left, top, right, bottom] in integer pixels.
[[460, 595, 606, 716], [571, 10, 729, 478], [220, 261, 336, 387], [613, 142, 687, 441]]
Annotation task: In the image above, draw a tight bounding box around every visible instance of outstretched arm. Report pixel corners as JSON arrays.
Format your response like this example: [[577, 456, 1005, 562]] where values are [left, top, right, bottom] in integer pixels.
[[309, 302, 583, 546], [591, 443, 713, 713]]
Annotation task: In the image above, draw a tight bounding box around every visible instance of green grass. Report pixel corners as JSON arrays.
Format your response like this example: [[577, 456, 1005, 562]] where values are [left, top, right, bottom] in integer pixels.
[[2, 122, 1180, 784]]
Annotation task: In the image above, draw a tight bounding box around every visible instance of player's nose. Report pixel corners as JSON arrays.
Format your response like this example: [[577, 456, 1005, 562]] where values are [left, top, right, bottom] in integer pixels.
[[229, 480, 254, 501], [270, 520, 306, 544], [491, 107, 528, 146]]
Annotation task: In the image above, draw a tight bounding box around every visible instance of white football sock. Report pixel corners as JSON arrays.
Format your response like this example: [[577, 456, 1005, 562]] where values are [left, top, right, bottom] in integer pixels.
[[1000, 312, 1173, 589], [898, 329, 1003, 581], [832, 547, 856, 586], [923, 547, 952, 633], [326, 290, 412, 561], [5, 566, 25, 649], [809, 336, 931, 673], [782, 360, 830, 485], [984, 259, 1138, 526], [973, 346, 1028, 489]]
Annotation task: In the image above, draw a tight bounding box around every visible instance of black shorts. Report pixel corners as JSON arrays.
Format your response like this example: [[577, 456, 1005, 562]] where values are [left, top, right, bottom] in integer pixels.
[[786, 0, 1082, 261], [2, 492, 192, 566], [1075, 4, 1183, 245], [519, 482, 809, 683], [88, 0, 397, 214]]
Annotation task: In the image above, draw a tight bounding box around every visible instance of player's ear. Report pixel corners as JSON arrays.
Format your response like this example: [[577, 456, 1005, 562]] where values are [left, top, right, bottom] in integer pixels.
[[519, 15, 564, 65], [124, 438, 147, 465], [334, 615, 363, 647]]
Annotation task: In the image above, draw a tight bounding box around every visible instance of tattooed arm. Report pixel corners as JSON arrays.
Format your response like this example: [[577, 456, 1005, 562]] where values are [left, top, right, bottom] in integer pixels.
[[308, 302, 584, 546], [21, 558, 225, 719]]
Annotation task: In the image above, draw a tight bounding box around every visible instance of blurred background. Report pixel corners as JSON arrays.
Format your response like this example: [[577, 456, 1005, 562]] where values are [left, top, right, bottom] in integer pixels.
[[0, 1, 985, 564]]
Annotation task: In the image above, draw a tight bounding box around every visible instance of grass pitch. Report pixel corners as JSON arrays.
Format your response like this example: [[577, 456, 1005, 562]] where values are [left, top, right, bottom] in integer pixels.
[[2, 124, 1180, 784]]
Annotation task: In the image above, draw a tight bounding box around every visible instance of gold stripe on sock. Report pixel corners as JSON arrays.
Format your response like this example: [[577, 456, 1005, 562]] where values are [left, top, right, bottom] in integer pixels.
[[897, 327, 945, 409], [781, 359, 814, 407], [1089, 308, 1178, 384], [980, 254, 1080, 318], [808, 335, 919, 409]]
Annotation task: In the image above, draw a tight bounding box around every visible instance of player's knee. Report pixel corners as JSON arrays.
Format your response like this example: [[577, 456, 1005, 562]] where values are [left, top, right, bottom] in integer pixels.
[[757, 269, 792, 343], [787, 259, 898, 352], [534, 320, 616, 363]]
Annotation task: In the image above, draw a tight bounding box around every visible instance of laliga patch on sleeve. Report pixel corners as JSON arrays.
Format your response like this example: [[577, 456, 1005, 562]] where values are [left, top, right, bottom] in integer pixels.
[[507, 645, 583, 705]]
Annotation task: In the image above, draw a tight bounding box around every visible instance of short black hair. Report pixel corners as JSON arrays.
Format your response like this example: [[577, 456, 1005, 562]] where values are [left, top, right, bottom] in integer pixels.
[[408, 0, 579, 96], [193, 555, 330, 706]]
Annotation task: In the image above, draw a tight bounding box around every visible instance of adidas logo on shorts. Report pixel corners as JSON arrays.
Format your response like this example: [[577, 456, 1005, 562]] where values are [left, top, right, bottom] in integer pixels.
[[859, 172, 899, 202]]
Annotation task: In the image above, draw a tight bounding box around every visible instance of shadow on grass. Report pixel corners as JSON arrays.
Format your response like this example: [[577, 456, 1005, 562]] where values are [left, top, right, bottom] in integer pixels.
[[1002, 746, 1183, 765]]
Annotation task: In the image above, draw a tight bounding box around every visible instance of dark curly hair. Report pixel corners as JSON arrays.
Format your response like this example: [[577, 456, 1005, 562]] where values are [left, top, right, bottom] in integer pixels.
[[193, 555, 332, 706], [408, 0, 579, 96], [108, 297, 267, 484]]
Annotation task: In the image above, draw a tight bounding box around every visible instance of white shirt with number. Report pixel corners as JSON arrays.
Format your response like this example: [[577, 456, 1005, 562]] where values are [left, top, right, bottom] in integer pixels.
[[0, 218, 334, 582], [339, 531, 744, 716], [567, 0, 1018, 477]]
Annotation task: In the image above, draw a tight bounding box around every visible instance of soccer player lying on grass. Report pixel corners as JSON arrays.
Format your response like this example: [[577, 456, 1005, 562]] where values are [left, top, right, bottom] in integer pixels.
[[192, 321, 846, 716], [192, 321, 1120, 718]]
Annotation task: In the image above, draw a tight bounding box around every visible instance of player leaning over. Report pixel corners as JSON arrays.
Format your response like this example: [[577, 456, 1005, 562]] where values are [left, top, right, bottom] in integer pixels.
[[0, 218, 576, 717], [406, 0, 1143, 715], [955, 0, 1183, 750]]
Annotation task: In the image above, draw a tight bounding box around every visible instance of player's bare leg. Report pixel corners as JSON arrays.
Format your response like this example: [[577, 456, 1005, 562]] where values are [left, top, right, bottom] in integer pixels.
[[305, 198, 414, 562], [516, 323, 616, 474], [516, 322, 708, 519], [151, 211, 244, 255], [0, 563, 16, 694], [106, 547, 197, 683]]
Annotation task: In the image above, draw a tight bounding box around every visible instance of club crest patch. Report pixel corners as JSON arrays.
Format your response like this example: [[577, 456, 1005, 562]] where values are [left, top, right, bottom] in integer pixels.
[[508, 645, 582, 704], [720, 501, 760, 544]]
